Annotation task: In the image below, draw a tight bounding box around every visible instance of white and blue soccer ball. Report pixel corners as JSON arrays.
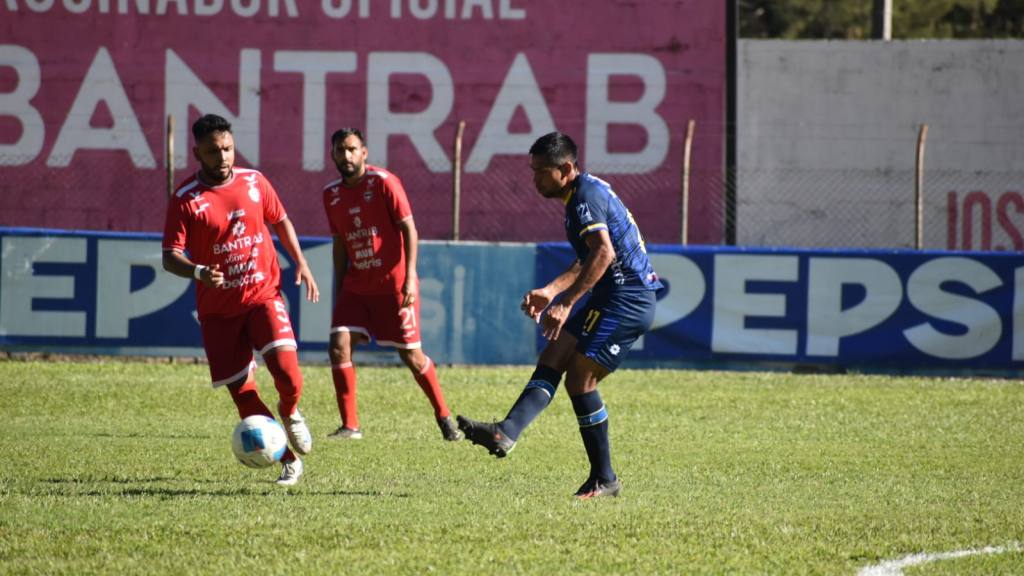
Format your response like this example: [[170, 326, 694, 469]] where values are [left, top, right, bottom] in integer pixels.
[[231, 415, 287, 468]]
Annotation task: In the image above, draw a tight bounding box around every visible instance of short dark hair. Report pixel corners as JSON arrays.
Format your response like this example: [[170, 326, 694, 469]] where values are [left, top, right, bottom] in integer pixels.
[[331, 127, 366, 147], [192, 114, 232, 142], [529, 132, 578, 166]]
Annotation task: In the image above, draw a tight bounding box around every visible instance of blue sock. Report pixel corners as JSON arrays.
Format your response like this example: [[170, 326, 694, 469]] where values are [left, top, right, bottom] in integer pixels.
[[500, 365, 562, 440], [571, 390, 615, 483]]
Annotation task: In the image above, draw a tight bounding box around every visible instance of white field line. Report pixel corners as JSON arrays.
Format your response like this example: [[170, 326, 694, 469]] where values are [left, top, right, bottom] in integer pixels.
[[857, 542, 1022, 576]]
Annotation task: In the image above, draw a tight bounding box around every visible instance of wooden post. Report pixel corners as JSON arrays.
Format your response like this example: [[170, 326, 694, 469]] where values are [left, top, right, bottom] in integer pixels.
[[166, 115, 175, 198], [681, 119, 696, 246], [452, 120, 465, 241], [915, 123, 928, 250]]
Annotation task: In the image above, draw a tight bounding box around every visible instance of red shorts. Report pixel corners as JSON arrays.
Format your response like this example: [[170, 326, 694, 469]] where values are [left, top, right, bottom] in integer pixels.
[[331, 290, 421, 349], [200, 298, 297, 387]]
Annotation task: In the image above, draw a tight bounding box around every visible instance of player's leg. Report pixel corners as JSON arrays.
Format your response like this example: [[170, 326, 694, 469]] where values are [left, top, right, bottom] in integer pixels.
[[202, 314, 300, 470], [457, 323, 575, 456], [328, 330, 368, 438], [327, 289, 371, 439], [397, 346, 462, 441], [498, 333, 575, 439], [565, 355, 619, 499], [569, 290, 657, 499], [250, 299, 310, 456]]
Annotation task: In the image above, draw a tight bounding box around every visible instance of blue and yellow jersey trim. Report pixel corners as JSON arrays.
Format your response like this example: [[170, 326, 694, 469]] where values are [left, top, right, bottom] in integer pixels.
[[579, 223, 609, 237]]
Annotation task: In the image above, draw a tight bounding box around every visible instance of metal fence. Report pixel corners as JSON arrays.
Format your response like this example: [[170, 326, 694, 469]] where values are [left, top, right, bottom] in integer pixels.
[[2, 123, 1021, 251]]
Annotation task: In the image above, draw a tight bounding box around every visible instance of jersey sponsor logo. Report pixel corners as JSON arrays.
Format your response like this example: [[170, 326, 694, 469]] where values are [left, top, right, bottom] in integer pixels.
[[227, 209, 246, 220], [348, 206, 360, 214], [576, 202, 594, 224], [352, 216, 362, 228], [345, 226, 379, 242], [363, 189, 373, 202], [226, 260, 257, 276], [212, 232, 265, 255], [231, 220, 246, 236]]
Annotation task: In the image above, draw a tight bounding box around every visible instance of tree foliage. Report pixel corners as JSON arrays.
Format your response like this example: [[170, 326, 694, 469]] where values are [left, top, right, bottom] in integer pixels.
[[740, 0, 1023, 38]]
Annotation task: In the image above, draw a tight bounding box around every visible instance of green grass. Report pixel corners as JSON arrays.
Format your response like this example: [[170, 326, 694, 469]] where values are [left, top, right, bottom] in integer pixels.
[[1, 361, 1022, 575]]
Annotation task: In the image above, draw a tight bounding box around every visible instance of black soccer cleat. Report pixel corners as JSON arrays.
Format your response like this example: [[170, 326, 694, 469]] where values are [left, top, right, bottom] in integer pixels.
[[574, 477, 622, 500], [436, 415, 464, 442], [456, 415, 515, 458]]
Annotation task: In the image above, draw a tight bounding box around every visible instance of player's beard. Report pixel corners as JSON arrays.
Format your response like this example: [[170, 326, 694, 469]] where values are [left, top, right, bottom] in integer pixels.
[[201, 162, 232, 184], [336, 160, 363, 180]]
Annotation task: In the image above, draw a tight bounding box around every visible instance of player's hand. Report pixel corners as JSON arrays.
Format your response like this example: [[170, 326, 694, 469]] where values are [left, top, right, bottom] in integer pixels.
[[540, 302, 570, 341], [202, 264, 225, 289], [522, 288, 553, 321], [295, 263, 320, 303], [401, 278, 417, 308]]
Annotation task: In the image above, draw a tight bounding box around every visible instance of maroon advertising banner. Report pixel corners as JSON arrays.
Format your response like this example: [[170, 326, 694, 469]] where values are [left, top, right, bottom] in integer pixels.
[[1, 0, 725, 243]]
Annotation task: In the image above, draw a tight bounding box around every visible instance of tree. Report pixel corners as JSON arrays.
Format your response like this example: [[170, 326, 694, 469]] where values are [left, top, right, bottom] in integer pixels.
[[740, 0, 1024, 38]]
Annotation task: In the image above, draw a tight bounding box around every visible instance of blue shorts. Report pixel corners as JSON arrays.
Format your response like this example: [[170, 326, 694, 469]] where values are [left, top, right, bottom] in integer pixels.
[[565, 289, 657, 372]]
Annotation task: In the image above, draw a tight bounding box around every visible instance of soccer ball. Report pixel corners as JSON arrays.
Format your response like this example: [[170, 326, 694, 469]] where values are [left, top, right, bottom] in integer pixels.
[[231, 415, 288, 468]]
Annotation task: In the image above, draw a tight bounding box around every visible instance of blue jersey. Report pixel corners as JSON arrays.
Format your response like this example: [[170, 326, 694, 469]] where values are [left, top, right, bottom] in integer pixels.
[[564, 173, 662, 294]]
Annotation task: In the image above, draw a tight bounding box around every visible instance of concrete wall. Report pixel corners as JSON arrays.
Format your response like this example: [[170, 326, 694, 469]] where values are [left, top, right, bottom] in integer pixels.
[[739, 40, 1024, 249]]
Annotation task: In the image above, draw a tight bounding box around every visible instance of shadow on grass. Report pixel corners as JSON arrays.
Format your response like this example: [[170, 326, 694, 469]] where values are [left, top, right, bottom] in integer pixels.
[[33, 477, 409, 499]]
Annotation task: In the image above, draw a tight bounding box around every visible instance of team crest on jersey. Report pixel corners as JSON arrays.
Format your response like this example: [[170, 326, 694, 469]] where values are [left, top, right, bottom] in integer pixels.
[[231, 220, 246, 236], [245, 174, 260, 202], [576, 202, 593, 224], [363, 189, 373, 202], [353, 216, 362, 228]]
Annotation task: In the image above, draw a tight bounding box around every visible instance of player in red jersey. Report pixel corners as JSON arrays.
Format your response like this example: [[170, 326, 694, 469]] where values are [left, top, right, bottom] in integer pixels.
[[322, 128, 462, 442], [162, 114, 320, 486]]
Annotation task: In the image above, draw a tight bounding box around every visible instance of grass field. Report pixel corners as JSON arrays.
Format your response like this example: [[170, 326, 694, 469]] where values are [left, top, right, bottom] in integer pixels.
[[1, 360, 1022, 575]]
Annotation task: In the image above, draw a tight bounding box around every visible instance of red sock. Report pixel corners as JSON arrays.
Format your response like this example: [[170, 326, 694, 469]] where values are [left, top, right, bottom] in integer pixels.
[[412, 356, 449, 419], [331, 362, 359, 429], [228, 377, 296, 462], [264, 349, 303, 419]]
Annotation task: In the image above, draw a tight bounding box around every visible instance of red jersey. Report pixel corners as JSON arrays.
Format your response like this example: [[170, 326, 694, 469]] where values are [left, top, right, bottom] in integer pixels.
[[322, 165, 413, 295], [163, 168, 286, 319]]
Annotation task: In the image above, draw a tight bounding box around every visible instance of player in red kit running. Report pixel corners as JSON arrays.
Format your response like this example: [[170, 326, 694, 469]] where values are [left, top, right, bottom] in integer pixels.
[[322, 128, 462, 442], [163, 114, 320, 486]]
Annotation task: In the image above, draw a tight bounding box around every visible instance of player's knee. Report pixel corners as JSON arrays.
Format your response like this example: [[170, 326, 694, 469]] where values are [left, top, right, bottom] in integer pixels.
[[398, 348, 427, 373]]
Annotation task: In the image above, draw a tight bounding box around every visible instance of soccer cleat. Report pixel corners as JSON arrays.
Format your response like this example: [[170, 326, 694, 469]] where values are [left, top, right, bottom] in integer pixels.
[[275, 457, 303, 486], [436, 415, 464, 442], [326, 426, 363, 440], [574, 477, 622, 500], [456, 415, 515, 457], [283, 410, 312, 455]]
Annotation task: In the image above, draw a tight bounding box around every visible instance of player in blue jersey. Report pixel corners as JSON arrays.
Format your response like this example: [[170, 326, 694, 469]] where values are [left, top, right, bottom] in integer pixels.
[[458, 132, 662, 499]]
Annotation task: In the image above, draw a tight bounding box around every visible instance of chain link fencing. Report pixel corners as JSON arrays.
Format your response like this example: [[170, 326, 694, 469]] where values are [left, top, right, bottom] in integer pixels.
[[2, 128, 1021, 250]]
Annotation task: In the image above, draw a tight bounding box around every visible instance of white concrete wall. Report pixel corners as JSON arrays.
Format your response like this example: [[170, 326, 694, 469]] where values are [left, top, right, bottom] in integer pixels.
[[739, 40, 1024, 249]]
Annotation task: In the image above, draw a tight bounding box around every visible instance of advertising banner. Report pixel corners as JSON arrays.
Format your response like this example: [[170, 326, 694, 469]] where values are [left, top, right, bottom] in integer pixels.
[[538, 243, 1024, 374], [0, 228, 536, 364], [1, 1, 726, 244]]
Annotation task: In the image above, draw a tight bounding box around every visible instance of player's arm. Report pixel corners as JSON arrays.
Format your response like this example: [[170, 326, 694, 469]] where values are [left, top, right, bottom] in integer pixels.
[[332, 234, 349, 293], [522, 262, 582, 321], [539, 230, 615, 341], [162, 249, 224, 288], [397, 216, 418, 308], [271, 217, 320, 303]]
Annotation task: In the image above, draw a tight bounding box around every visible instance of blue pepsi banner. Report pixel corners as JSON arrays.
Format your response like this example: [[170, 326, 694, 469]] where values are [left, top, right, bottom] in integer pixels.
[[537, 243, 1024, 374], [4, 227, 1023, 375], [0, 228, 535, 364]]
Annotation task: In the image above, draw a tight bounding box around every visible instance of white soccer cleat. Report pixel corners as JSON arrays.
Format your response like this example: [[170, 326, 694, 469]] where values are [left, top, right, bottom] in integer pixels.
[[275, 457, 303, 486], [283, 409, 312, 455]]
